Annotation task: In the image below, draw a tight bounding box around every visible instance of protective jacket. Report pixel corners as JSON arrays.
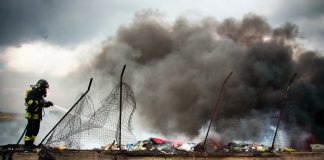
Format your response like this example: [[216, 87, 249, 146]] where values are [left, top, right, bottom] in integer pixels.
[[25, 87, 48, 120]]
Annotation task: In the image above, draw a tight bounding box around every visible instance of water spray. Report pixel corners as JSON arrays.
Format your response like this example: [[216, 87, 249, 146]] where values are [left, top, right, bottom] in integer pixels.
[[52, 105, 68, 112]]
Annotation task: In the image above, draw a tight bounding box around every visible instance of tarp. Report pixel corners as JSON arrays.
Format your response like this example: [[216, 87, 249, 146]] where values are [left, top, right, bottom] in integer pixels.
[[150, 138, 167, 144]]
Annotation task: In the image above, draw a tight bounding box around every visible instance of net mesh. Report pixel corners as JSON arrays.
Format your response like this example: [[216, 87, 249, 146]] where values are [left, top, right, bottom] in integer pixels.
[[44, 82, 136, 149]]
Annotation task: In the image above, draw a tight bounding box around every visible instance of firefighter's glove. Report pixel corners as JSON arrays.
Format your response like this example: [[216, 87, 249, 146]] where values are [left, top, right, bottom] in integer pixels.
[[45, 101, 54, 108]]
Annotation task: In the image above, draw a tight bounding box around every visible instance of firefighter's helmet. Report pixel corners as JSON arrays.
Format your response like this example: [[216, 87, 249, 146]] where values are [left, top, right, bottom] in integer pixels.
[[36, 79, 49, 89]]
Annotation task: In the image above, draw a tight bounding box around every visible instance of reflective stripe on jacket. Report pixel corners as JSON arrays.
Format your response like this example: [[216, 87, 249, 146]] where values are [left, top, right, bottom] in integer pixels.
[[25, 112, 40, 120]]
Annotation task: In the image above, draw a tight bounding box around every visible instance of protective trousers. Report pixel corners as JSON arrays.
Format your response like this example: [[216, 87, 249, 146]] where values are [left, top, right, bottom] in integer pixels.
[[24, 118, 40, 147]]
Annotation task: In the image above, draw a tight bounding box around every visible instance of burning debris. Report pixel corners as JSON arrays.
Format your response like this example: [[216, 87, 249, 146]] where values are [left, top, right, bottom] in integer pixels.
[[221, 142, 268, 152], [95, 137, 299, 154], [310, 144, 324, 152]]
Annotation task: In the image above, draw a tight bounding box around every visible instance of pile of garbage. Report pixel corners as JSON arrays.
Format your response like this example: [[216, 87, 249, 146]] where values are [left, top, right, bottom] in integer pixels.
[[219, 142, 269, 152], [99, 137, 297, 154], [101, 138, 195, 153]]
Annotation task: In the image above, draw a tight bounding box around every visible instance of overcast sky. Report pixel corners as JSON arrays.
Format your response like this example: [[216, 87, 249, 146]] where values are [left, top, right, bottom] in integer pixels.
[[0, 0, 323, 113]]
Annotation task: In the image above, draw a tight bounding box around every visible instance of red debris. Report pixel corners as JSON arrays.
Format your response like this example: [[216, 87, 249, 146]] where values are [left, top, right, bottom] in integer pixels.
[[150, 138, 167, 144]]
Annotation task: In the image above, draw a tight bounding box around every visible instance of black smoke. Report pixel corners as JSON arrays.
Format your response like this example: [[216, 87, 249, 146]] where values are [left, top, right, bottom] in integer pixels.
[[85, 11, 324, 150]]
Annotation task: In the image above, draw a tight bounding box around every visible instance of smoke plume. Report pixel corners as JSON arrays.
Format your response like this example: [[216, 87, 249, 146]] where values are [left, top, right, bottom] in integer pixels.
[[83, 11, 324, 149]]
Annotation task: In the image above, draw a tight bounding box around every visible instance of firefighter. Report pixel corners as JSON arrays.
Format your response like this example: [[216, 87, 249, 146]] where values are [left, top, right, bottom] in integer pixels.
[[24, 79, 53, 150]]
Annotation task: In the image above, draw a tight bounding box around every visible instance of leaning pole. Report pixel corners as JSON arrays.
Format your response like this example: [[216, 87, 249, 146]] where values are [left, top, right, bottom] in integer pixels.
[[270, 73, 297, 151], [203, 72, 233, 152], [119, 65, 126, 150]]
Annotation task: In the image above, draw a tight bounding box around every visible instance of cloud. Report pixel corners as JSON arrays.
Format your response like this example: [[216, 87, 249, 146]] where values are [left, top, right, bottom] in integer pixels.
[[271, 0, 324, 21], [0, 39, 102, 113], [268, 0, 324, 51], [0, 0, 128, 47], [1, 42, 79, 77]]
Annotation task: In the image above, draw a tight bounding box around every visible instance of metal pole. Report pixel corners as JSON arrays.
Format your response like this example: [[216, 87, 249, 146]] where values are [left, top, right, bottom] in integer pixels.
[[203, 72, 233, 152], [8, 125, 27, 160], [119, 65, 126, 150], [270, 73, 297, 151], [39, 78, 93, 146]]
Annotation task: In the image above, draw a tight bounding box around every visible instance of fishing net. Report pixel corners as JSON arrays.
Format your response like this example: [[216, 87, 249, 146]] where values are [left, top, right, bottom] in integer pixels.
[[43, 82, 136, 149]]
